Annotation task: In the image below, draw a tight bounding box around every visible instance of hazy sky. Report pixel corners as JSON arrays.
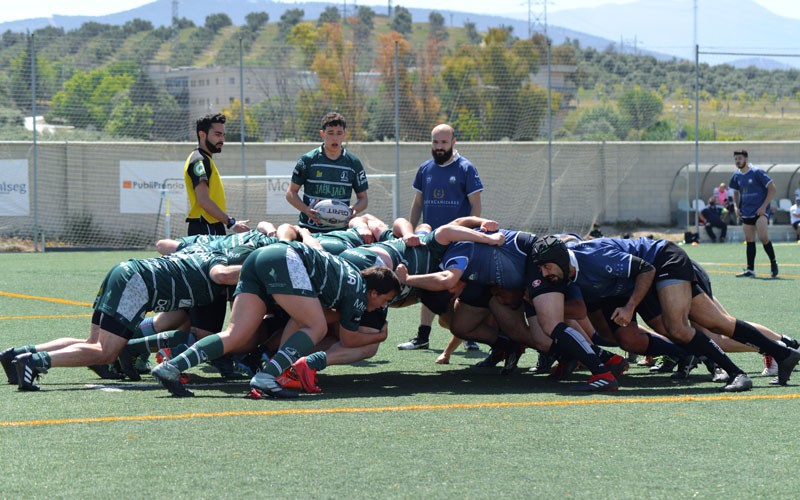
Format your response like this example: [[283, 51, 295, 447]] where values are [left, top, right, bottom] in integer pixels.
[[2, 0, 800, 23]]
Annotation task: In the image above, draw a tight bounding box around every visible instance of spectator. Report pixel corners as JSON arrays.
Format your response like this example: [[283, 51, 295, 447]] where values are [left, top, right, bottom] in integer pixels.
[[588, 223, 603, 239], [715, 182, 736, 225], [699, 196, 728, 243], [791, 196, 800, 243]]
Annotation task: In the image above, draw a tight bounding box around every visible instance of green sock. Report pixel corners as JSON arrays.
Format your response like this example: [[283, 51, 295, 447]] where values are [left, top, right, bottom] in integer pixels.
[[306, 351, 328, 371], [263, 331, 315, 377], [169, 335, 225, 372], [14, 345, 37, 356], [127, 330, 192, 355], [31, 352, 52, 370]]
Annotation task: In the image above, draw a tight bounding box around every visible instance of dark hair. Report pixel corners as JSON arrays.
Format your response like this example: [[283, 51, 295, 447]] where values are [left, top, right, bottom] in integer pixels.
[[321, 112, 346, 130], [733, 150, 748, 157], [361, 266, 401, 296], [196, 113, 226, 141]]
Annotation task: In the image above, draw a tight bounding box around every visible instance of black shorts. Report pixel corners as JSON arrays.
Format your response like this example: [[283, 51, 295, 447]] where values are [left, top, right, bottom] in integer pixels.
[[91, 310, 135, 339], [653, 241, 695, 284], [418, 289, 454, 315], [189, 294, 228, 333], [187, 217, 226, 236], [458, 282, 493, 308], [740, 214, 768, 226], [793, 221, 800, 230]]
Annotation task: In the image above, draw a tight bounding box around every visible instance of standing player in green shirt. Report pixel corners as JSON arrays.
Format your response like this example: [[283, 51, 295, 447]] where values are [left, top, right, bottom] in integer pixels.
[[285, 112, 369, 232]]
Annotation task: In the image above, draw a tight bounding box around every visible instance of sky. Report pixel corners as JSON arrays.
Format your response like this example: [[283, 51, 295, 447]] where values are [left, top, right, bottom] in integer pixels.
[[3, 0, 800, 23]]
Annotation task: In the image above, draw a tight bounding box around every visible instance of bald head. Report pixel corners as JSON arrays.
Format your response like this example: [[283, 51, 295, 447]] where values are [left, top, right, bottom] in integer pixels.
[[431, 124, 456, 165]]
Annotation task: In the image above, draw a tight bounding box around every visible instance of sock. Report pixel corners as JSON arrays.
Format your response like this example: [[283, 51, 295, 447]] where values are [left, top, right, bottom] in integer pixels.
[[731, 319, 791, 362], [591, 345, 615, 363], [137, 316, 156, 336], [550, 323, 608, 375], [31, 352, 52, 370], [305, 351, 328, 371], [591, 332, 619, 347], [746, 242, 756, 270], [491, 335, 514, 354], [644, 334, 690, 358], [417, 325, 432, 342], [686, 329, 743, 376], [126, 330, 193, 355], [263, 331, 316, 377], [169, 334, 225, 372], [13, 345, 37, 356], [781, 335, 800, 350], [763, 241, 776, 263]]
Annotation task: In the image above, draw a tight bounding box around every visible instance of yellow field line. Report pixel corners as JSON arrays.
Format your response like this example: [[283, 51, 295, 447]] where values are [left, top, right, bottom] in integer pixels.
[[0, 291, 92, 307], [0, 314, 93, 321], [4, 392, 800, 428]]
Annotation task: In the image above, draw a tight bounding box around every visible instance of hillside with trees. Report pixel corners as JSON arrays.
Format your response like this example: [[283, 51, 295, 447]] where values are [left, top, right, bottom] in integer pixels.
[[1, 8, 799, 142]]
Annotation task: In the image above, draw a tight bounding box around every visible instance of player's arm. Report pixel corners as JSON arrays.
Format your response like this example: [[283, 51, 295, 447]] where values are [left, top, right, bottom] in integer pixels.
[[449, 216, 498, 232], [209, 264, 242, 285], [395, 265, 463, 292], [468, 191, 482, 217], [285, 181, 322, 224], [351, 190, 368, 217], [758, 181, 777, 216], [434, 224, 503, 246], [409, 191, 423, 227], [610, 257, 654, 327], [155, 239, 180, 255], [194, 181, 230, 225], [298, 228, 323, 250], [338, 324, 387, 348]]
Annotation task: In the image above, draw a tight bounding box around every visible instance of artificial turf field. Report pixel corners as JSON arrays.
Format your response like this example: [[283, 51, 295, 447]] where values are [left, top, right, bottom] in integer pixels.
[[2, 242, 800, 498]]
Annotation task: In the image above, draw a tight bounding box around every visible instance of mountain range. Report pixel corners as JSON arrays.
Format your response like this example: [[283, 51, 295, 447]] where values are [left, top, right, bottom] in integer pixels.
[[2, 0, 799, 69]]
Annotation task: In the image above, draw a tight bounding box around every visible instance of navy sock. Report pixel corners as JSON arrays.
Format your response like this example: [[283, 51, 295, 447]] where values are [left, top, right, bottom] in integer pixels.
[[591, 332, 619, 348], [550, 323, 607, 375], [644, 334, 690, 358], [731, 319, 791, 362], [763, 241, 776, 263], [746, 242, 756, 270], [686, 330, 743, 376]]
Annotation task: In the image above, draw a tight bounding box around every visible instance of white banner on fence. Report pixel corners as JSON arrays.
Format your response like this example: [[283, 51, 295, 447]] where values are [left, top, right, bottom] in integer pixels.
[[0, 159, 30, 216], [119, 161, 187, 214], [265, 160, 297, 215]]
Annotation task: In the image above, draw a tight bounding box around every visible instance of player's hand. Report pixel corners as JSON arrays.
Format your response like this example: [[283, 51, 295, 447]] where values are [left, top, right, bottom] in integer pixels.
[[480, 220, 499, 232], [232, 220, 251, 233], [610, 306, 633, 327], [355, 224, 374, 244], [756, 207, 767, 217], [395, 264, 409, 284], [403, 234, 423, 247], [307, 209, 323, 225]]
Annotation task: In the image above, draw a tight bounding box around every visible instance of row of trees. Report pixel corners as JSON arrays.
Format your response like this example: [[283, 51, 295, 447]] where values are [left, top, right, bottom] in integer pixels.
[[1, 10, 799, 142]]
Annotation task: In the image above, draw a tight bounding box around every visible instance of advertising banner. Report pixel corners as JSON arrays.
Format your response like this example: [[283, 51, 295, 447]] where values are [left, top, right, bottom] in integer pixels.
[[120, 161, 187, 214], [0, 159, 30, 216]]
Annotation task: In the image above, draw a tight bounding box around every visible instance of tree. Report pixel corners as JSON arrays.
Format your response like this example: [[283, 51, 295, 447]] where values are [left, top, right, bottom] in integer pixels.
[[463, 21, 482, 45], [372, 31, 424, 140], [287, 22, 319, 68], [205, 13, 232, 34], [9, 37, 57, 112], [123, 18, 153, 35], [245, 12, 269, 32], [618, 86, 663, 130], [318, 6, 341, 26], [222, 98, 260, 141], [428, 11, 448, 43], [391, 6, 412, 35], [352, 6, 376, 70], [277, 8, 305, 41]]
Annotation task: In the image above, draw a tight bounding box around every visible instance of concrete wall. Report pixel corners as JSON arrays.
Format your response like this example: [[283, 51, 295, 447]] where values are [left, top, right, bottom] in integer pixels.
[[1, 140, 798, 246]]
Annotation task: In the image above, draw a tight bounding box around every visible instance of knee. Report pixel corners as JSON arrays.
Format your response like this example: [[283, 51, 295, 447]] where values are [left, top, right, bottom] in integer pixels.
[[664, 323, 693, 344]]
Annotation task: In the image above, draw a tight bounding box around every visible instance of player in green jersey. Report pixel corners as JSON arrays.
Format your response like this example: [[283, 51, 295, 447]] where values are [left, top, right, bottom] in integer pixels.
[[4, 250, 243, 391], [150, 241, 400, 398], [285, 112, 369, 232]]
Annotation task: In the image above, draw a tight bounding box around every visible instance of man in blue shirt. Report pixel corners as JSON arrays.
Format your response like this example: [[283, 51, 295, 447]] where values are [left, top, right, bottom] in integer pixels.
[[729, 150, 778, 277], [531, 236, 800, 391], [400, 124, 484, 352]]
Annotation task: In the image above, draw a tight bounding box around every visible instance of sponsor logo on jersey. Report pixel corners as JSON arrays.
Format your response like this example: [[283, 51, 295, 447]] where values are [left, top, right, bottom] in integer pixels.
[[340, 171, 348, 181], [179, 299, 193, 308], [449, 176, 457, 184], [530, 279, 542, 287], [193, 161, 206, 177], [316, 170, 323, 177], [433, 188, 445, 200]]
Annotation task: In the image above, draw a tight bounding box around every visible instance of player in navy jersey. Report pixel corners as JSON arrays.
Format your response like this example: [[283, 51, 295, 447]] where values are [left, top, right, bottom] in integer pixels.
[[531, 236, 800, 391], [396, 230, 624, 390], [402, 124, 485, 353], [729, 150, 779, 278], [4, 250, 243, 391]]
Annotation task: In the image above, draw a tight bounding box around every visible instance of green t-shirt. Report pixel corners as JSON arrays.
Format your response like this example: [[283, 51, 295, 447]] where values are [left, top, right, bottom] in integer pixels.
[[292, 145, 368, 231]]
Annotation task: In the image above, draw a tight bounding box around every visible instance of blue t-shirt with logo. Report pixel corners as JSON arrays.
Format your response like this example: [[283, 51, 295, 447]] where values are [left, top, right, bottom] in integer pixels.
[[412, 154, 483, 229]]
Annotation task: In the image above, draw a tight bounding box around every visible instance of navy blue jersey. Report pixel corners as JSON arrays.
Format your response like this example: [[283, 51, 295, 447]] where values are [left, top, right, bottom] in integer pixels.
[[440, 229, 532, 290], [729, 166, 773, 217], [412, 154, 483, 229], [567, 237, 665, 302]]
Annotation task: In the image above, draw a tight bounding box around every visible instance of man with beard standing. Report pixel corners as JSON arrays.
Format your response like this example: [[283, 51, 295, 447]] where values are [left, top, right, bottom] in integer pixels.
[[729, 150, 778, 278], [182, 113, 249, 379], [398, 123, 484, 352], [184, 113, 249, 236]]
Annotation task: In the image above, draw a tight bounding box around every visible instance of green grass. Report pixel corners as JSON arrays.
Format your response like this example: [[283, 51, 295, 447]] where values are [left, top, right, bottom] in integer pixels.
[[1, 243, 800, 498]]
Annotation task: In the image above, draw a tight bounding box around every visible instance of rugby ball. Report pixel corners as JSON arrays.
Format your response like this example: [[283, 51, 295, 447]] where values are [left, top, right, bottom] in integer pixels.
[[314, 199, 353, 225]]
